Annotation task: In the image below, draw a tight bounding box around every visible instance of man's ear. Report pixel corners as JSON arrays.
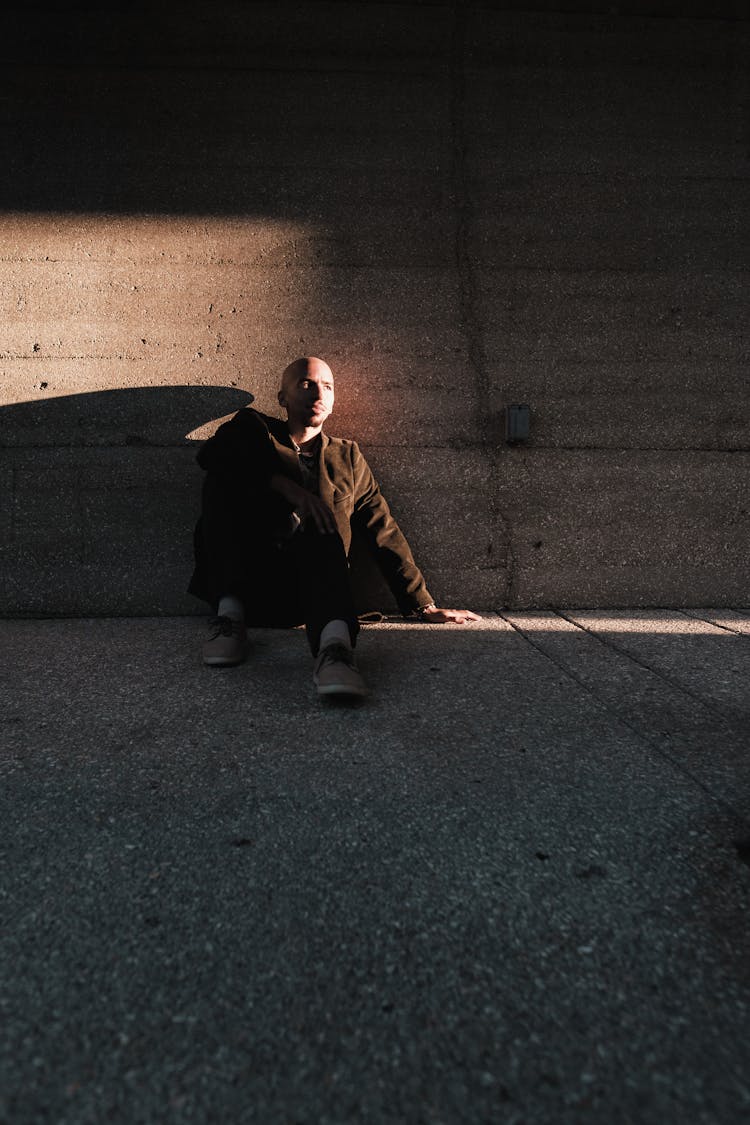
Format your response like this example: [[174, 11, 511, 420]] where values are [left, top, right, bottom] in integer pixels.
[[277, 389, 286, 408]]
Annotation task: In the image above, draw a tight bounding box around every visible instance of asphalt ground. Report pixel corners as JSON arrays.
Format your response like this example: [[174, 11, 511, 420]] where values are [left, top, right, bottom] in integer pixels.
[[1, 611, 749, 1125]]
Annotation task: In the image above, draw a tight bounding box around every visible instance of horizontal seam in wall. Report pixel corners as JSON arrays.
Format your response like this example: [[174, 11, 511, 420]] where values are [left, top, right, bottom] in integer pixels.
[[0, 61, 443, 78], [3, 443, 749, 453]]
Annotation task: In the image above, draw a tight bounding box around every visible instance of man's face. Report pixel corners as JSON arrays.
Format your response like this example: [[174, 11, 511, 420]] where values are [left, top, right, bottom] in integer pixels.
[[279, 359, 335, 430]]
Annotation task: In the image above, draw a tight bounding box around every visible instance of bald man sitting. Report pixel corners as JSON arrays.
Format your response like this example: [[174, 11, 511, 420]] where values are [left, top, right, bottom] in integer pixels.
[[189, 357, 478, 697]]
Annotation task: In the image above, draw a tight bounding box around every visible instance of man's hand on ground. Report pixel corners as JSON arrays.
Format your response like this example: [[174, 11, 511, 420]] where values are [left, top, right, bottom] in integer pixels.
[[419, 607, 481, 624], [270, 474, 337, 534]]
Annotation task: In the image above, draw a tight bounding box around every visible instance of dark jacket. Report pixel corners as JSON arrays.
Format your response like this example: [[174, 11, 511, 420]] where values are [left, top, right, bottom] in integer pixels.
[[192, 408, 434, 615]]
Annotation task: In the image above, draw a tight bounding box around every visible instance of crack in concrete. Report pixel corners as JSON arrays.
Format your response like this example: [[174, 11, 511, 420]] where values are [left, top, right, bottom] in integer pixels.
[[557, 609, 748, 723], [449, 4, 515, 606], [9, 463, 17, 545], [498, 610, 750, 829], [676, 607, 750, 636], [449, 3, 484, 422]]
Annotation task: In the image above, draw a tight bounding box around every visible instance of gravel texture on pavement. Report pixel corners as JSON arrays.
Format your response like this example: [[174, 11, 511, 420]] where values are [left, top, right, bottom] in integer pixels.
[[1, 613, 749, 1125]]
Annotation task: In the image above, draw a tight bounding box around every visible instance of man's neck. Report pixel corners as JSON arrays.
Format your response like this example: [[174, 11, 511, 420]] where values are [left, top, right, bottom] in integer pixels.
[[288, 423, 323, 449]]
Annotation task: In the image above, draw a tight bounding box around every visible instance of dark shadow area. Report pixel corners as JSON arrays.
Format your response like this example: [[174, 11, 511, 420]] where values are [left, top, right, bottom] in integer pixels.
[[0, 386, 253, 448], [0, 2, 452, 215], [2, 0, 742, 215], [6, 0, 736, 218], [0, 387, 252, 616], [0, 385, 392, 616], [0, 386, 252, 448]]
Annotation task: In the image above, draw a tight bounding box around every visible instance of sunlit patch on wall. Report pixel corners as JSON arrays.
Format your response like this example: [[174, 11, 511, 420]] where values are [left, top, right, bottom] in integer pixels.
[[0, 211, 316, 419]]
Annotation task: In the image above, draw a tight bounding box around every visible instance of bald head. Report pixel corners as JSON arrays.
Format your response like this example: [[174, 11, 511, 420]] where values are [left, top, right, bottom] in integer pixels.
[[280, 356, 333, 397], [278, 356, 335, 437]]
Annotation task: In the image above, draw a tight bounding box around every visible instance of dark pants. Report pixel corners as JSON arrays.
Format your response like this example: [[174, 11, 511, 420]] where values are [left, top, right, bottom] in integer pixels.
[[188, 473, 359, 655]]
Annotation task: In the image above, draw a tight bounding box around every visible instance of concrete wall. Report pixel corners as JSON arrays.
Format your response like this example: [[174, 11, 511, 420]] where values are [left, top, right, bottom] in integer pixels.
[[1, 2, 748, 615]]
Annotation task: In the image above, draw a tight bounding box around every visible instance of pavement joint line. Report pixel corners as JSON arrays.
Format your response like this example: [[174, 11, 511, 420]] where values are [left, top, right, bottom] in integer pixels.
[[499, 610, 750, 833], [676, 607, 750, 634], [556, 608, 743, 723]]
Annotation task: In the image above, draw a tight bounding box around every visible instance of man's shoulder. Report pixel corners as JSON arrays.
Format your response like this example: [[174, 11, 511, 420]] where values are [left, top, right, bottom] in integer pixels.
[[323, 432, 362, 456], [232, 408, 289, 442], [235, 407, 276, 429]]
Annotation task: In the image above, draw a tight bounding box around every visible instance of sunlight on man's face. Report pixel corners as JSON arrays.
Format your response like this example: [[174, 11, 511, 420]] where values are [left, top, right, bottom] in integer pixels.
[[279, 358, 335, 430]]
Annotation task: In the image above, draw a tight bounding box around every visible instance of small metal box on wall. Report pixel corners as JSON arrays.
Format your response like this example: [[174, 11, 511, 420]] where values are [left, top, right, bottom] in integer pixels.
[[505, 404, 530, 444]]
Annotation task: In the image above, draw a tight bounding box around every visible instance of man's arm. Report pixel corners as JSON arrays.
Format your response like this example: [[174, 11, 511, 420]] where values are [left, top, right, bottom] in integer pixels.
[[198, 410, 337, 533], [268, 473, 337, 535], [196, 409, 279, 482], [351, 444, 479, 623]]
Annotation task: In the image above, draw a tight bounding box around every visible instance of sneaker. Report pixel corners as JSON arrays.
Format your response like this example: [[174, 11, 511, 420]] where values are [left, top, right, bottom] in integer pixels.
[[313, 643, 368, 698], [202, 616, 247, 667]]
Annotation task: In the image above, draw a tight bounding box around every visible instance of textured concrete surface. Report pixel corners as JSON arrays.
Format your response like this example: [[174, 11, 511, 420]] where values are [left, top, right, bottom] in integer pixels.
[[2, 612, 750, 1124], [0, 3, 748, 612]]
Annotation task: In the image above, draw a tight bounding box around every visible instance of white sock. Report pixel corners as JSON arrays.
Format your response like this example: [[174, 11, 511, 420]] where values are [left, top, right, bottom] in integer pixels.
[[319, 619, 352, 650], [218, 595, 244, 623]]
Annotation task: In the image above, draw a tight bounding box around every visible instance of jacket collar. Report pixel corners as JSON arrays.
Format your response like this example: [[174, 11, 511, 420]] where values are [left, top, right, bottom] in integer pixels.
[[271, 422, 334, 497]]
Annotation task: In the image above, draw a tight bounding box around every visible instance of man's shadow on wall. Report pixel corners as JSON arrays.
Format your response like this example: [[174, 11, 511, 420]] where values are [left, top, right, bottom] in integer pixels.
[[0, 385, 390, 616], [0, 385, 252, 450]]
